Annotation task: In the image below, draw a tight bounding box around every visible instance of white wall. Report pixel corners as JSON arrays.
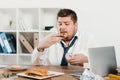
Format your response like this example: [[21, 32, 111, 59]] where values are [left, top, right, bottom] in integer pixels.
[[0, 0, 120, 65]]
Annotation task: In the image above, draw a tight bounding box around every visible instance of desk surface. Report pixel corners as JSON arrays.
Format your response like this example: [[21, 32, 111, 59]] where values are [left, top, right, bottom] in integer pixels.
[[0, 65, 84, 80], [0, 65, 113, 80]]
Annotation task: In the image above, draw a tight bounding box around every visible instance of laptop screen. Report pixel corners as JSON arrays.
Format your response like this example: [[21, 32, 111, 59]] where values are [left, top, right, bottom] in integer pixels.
[[88, 46, 117, 76]]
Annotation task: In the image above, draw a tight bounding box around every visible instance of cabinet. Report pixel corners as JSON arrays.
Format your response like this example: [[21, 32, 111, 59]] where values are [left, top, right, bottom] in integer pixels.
[[0, 8, 60, 65]]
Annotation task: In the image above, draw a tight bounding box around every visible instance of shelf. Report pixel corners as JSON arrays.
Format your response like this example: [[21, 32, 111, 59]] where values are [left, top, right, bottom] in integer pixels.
[[40, 29, 57, 33], [0, 53, 16, 56], [18, 55, 31, 65], [18, 30, 39, 32], [0, 8, 60, 65], [0, 55, 17, 64], [18, 54, 31, 56], [0, 30, 17, 32]]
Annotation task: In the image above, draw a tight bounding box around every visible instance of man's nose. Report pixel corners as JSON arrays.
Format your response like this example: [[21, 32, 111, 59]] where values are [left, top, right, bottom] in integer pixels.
[[60, 24, 65, 29]]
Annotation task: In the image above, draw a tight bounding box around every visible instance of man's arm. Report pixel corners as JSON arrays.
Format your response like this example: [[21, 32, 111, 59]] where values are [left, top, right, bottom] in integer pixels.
[[31, 33, 62, 65], [31, 48, 44, 65], [37, 33, 63, 52]]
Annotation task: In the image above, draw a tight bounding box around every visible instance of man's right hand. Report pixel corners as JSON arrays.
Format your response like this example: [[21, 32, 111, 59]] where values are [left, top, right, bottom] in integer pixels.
[[37, 33, 63, 52]]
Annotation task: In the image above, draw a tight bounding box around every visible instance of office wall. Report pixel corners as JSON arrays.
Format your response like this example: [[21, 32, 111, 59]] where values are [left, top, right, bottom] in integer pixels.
[[0, 0, 120, 66]]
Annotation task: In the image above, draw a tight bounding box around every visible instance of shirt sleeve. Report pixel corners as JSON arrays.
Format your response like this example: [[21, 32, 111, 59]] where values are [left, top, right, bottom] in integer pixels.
[[31, 48, 46, 65]]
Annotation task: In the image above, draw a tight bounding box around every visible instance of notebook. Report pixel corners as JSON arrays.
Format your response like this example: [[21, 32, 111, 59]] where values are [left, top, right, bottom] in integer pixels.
[[88, 46, 117, 76]]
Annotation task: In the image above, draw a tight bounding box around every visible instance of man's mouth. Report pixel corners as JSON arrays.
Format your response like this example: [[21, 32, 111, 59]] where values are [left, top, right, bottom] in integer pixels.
[[60, 31, 67, 33], [60, 32, 66, 37], [60, 32, 67, 34]]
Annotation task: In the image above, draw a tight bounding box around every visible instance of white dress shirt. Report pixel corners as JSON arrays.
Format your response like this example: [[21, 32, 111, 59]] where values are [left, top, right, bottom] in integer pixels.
[[31, 31, 95, 65]]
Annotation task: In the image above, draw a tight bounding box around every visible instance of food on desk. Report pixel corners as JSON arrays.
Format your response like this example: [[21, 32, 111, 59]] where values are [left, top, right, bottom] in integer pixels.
[[17, 70, 64, 79], [10, 65, 22, 69], [7, 65, 27, 71], [25, 68, 48, 77]]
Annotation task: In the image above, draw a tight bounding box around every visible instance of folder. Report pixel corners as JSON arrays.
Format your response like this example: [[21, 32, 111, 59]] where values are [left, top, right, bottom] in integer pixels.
[[0, 37, 7, 53], [34, 33, 39, 48], [6, 33, 16, 53], [19, 34, 33, 53], [0, 44, 3, 52], [0, 33, 12, 53]]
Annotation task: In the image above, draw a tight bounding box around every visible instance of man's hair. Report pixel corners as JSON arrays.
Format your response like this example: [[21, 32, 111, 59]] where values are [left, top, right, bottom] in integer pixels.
[[57, 9, 77, 23]]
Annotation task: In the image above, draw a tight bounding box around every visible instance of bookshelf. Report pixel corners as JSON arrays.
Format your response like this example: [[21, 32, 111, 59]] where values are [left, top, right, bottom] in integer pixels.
[[0, 8, 60, 65]]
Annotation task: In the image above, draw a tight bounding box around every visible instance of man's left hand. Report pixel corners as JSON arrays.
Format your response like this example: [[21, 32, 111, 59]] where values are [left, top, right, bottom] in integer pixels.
[[67, 54, 88, 66]]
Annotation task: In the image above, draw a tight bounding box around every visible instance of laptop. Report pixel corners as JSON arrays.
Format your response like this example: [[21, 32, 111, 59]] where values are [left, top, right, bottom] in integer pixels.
[[88, 46, 117, 76]]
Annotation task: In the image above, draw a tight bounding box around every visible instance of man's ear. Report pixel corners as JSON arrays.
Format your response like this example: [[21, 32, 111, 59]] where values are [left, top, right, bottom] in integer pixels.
[[75, 22, 78, 30]]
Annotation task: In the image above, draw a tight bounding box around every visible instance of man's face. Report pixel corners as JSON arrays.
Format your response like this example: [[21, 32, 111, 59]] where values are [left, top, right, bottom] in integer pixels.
[[57, 16, 78, 41]]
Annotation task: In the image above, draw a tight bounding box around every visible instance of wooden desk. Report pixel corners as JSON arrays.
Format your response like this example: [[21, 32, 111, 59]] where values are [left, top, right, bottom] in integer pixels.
[[0, 65, 84, 80]]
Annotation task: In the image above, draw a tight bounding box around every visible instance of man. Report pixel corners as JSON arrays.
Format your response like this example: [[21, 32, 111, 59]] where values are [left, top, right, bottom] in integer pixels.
[[32, 9, 94, 66]]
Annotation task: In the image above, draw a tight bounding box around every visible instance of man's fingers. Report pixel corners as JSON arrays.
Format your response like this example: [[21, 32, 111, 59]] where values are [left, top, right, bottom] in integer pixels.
[[69, 58, 77, 63], [70, 61, 79, 65], [51, 33, 60, 37], [69, 59, 81, 65]]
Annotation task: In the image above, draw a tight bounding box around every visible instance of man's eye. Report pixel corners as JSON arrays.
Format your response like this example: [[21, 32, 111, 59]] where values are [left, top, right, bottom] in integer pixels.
[[59, 23, 62, 26], [65, 24, 69, 26]]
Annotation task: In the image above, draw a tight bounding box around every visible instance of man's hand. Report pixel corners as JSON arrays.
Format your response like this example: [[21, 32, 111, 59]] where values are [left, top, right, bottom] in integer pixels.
[[37, 33, 63, 52], [67, 54, 88, 66]]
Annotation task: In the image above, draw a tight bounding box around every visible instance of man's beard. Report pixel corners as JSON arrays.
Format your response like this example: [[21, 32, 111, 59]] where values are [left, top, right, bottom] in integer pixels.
[[62, 36, 72, 42]]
